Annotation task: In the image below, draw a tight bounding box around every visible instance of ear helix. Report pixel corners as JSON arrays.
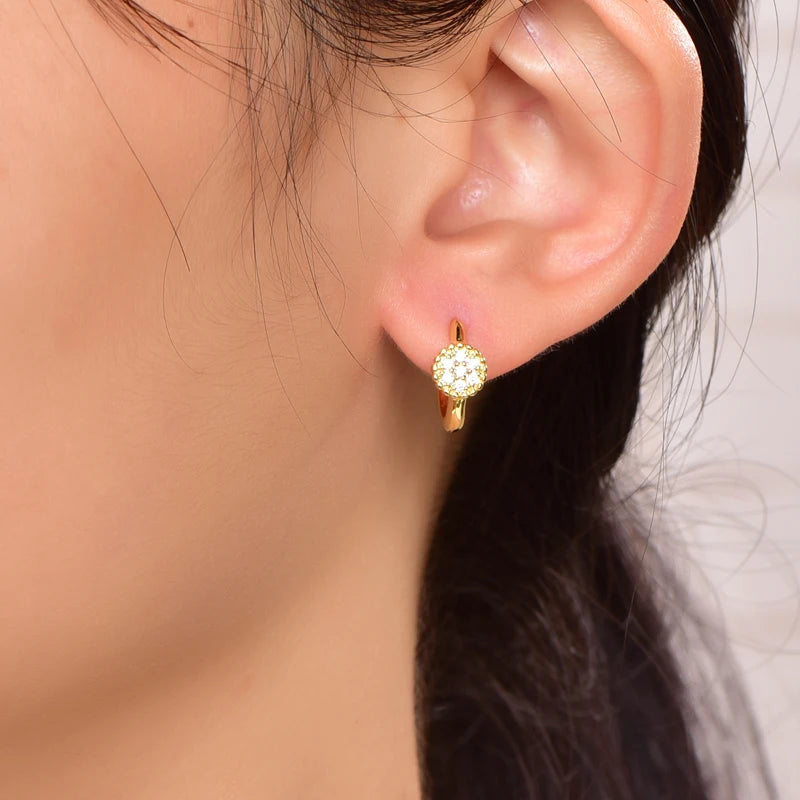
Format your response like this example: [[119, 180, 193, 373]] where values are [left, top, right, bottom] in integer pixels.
[[431, 319, 488, 432]]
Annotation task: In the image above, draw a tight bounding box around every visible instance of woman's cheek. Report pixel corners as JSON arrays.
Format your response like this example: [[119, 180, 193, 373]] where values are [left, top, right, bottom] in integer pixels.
[[0, 0, 252, 723]]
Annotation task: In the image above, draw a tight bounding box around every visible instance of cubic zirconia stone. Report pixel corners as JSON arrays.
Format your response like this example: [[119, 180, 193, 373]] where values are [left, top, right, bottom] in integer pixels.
[[432, 341, 488, 398]]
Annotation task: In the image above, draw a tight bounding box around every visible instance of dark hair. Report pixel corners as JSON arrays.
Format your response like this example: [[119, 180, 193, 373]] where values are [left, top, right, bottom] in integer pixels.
[[91, 1, 774, 797]]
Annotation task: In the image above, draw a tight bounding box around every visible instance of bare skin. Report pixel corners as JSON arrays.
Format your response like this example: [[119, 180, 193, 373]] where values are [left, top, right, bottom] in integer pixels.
[[0, 0, 702, 797]]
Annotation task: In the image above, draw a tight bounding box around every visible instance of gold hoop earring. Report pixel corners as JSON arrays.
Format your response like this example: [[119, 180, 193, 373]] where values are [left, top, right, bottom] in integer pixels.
[[431, 319, 488, 432]]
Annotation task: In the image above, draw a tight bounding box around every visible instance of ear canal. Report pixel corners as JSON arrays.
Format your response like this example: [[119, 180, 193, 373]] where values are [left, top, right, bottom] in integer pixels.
[[425, 56, 573, 240]]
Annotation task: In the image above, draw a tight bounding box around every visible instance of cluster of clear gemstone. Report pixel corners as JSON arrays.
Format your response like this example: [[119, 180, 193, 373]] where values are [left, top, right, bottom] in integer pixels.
[[432, 342, 487, 399]]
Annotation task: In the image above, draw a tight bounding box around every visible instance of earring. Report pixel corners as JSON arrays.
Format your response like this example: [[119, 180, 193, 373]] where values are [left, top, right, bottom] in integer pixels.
[[432, 319, 488, 432]]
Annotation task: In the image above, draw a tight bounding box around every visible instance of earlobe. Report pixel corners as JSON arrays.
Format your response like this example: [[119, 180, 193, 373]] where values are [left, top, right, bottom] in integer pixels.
[[376, 0, 702, 383]]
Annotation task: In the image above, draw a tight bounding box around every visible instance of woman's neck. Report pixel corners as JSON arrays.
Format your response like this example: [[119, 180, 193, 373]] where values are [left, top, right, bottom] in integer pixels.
[[0, 334, 454, 800]]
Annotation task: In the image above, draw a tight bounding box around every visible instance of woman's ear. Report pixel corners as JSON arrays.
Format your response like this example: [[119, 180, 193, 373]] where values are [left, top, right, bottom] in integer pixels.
[[374, 0, 703, 380]]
